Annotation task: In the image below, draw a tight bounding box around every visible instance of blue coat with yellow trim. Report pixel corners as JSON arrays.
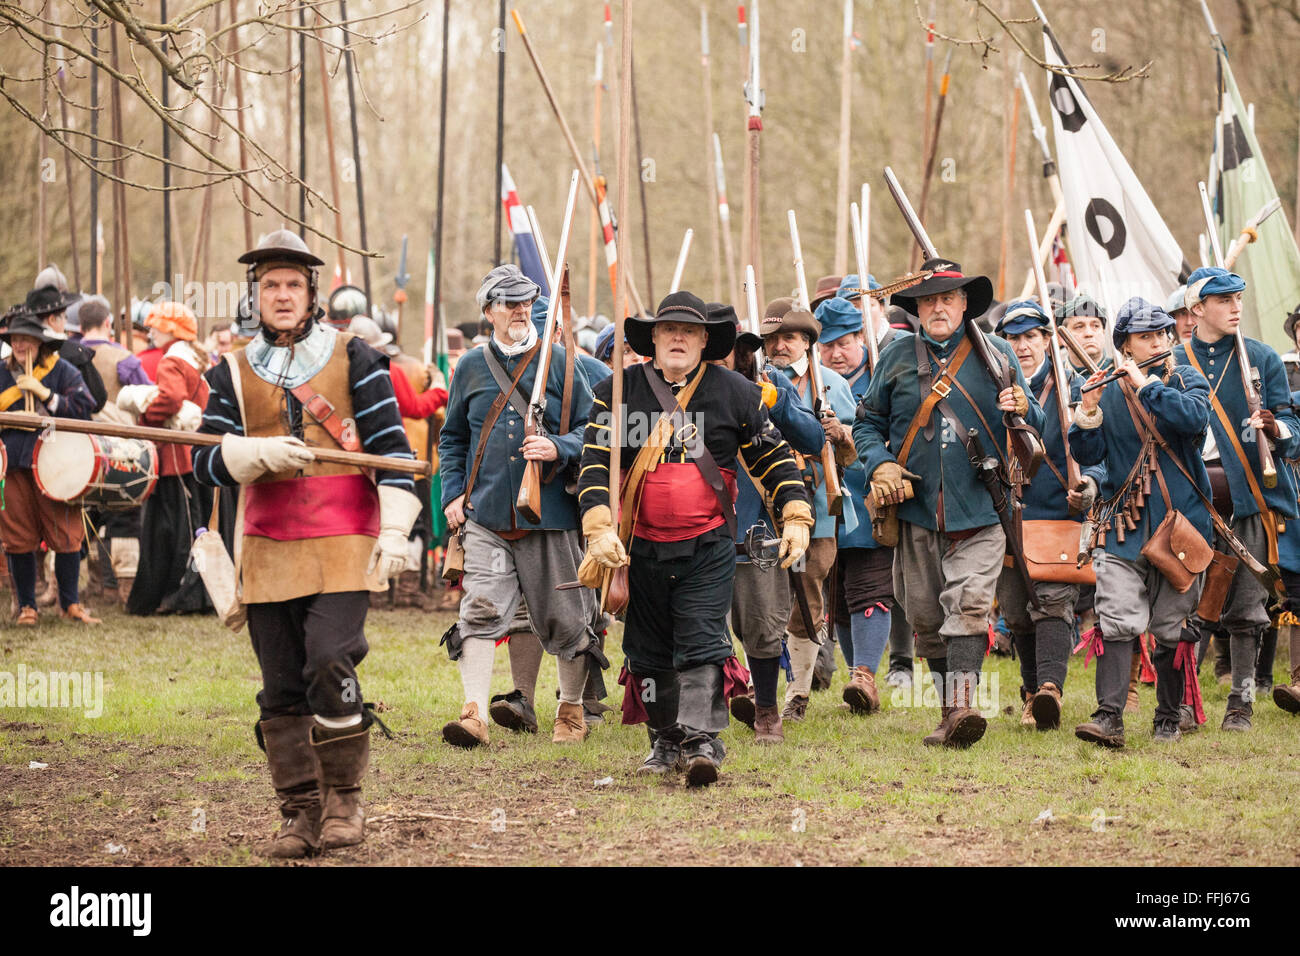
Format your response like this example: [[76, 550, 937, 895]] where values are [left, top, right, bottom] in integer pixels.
[[1173, 335, 1300, 521], [837, 353, 885, 549], [1068, 364, 1212, 562], [781, 361, 861, 539], [853, 322, 1046, 533], [439, 338, 592, 532]]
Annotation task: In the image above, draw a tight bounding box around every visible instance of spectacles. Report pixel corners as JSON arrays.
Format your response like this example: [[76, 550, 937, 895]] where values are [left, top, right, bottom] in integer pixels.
[[493, 300, 534, 315]]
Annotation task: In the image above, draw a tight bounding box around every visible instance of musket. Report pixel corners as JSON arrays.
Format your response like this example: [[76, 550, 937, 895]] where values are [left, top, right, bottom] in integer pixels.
[[669, 229, 694, 294], [511, 8, 648, 317], [850, 195, 878, 372], [0, 413, 431, 476], [1026, 208, 1082, 499], [393, 236, 410, 334], [788, 209, 844, 517], [968, 428, 1040, 608], [884, 166, 1043, 478], [1198, 180, 1276, 488], [516, 169, 581, 525]]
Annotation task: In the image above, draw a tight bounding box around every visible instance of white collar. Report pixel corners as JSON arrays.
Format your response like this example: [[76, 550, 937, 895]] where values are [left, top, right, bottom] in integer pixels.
[[492, 323, 537, 357]]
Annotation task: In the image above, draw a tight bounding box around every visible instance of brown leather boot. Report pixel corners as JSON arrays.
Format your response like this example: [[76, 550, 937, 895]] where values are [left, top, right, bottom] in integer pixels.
[[922, 706, 954, 746], [1275, 665, 1300, 714], [942, 673, 987, 748], [552, 701, 588, 743], [258, 715, 322, 859], [116, 577, 134, 607], [311, 720, 369, 851], [394, 570, 431, 610], [753, 704, 784, 743], [842, 665, 881, 714], [729, 688, 756, 729], [442, 702, 490, 748], [1020, 693, 1036, 728], [780, 694, 809, 722], [60, 603, 102, 624], [1125, 650, 1142, 713], [1030, 682, 1062, 730]]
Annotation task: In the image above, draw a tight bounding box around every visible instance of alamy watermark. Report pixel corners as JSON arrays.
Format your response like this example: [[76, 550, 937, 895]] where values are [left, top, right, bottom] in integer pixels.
[[0, 664, 104, 718]]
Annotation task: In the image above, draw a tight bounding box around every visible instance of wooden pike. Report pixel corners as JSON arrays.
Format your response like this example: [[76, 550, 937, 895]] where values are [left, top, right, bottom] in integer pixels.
[[743, 0, 765, 305], [587, 41, 604, 317], [0, 413, 431, 475], [109, 22, 133, 349], [669, 229, 694, 294], [512, 8, 648, 317], [832, 0, 853, 275], [912, 48, 952, 271], [700, 6, 721, 302], [1016, 70, 1068, 298], [788, 208, 844, 516], [316, 16, 348, 286], [714, 134, 739, 310], [229, 0, 253, 249]]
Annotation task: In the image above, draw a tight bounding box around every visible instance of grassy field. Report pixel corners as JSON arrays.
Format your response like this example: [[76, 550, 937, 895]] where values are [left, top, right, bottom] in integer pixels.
[[1, 602, 1297, 867]]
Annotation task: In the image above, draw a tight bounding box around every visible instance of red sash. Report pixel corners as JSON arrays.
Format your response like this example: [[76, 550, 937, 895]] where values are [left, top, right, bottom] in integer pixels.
[[633, 463, 737, 543], [244, 474, 380, 541]]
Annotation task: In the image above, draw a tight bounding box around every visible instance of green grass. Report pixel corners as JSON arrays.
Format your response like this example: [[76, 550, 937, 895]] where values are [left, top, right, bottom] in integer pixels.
[[1, 603, 1297, 866]]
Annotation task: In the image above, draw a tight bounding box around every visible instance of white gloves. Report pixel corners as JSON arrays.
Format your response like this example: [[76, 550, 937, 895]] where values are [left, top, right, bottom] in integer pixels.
[[167, 400, 203, 432], [115, 384, 159, 421], [368, 485, 423, 582], [220, 434, 316, 483]]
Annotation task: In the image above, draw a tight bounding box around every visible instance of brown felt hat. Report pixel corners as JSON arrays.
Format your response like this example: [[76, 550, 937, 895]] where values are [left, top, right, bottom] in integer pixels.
[[809, 275, 843, 310]]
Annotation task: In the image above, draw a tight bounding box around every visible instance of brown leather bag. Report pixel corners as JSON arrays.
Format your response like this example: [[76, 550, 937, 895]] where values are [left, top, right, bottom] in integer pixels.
[[1195, 550, 1239, 621], [1022, 519, 1096, 585], [1140, 508, 1213, 593]]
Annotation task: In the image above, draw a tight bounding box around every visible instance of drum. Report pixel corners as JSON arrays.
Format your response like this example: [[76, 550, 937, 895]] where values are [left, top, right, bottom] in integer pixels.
[[33, 431, 158, 510]]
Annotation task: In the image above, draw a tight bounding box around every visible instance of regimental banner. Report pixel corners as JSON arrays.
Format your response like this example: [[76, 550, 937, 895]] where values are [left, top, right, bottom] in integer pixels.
[[1208, 47, 1300, 352], [1042, 25, 1184, 316], [500, 163, 550, 295]]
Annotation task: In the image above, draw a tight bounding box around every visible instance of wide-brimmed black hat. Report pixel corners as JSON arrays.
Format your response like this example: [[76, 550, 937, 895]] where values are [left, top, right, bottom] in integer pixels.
[[708, 301, 761, 352], [1, 308, 66, 347], [891, 257, 993, 320], [26, 284, 80, 317], [626, 291, 736, 361]]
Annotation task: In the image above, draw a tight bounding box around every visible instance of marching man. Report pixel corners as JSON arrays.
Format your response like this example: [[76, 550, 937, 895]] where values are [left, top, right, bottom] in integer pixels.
[[577, 292, 812, 786], [854, 259, 1045, 749], [1174, 267, 1300, 732], [194, 230, 422, 857]]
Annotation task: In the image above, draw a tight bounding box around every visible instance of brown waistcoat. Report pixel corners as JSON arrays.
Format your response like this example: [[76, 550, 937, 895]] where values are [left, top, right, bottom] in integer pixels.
[[90, 342, 131, 405], [234, 332, 382, 604]]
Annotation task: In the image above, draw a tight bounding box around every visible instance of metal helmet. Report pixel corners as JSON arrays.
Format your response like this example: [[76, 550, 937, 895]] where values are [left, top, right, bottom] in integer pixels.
[[239, 229, 325, 326], [373, 305, 398, 338], [33, 263, 69, 293], [327, 285, 369, 331]]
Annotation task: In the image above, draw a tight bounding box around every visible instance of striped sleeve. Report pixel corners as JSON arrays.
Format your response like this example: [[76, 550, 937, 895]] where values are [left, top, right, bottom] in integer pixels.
[[193, 359, 242, 487], [740, 401, 808, 515], [576, 379, 614, 515], [347, 337, 416, 492]]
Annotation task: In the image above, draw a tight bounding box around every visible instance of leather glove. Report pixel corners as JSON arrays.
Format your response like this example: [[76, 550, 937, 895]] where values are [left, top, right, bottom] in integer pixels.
[[869, 460, 919, 507], [1067, 476, 1098, 513], [1009, 384, 1029, 416], [778, 499, 814, 569], [367, 485, 423, 582], [220, 434, 316, 483], [115, 384, 159, 420], [15, 374, 52, 402], [166, 400, 203, 432], [581, 504, 628, 570], [1257, 408, 1280, 440]]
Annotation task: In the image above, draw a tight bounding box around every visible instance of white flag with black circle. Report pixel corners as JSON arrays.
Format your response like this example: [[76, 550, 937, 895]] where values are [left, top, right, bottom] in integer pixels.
[[1042, 25, 1184, 315]]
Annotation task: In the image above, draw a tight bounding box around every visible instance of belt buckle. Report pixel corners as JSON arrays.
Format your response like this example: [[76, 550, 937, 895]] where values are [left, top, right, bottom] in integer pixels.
[[303, 393, 336, 424], [931, 378, 952, 399]]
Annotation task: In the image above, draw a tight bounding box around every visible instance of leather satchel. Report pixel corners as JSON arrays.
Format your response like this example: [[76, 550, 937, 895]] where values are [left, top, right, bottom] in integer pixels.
[[1022, 519, 1096, 585], [1140, 508, 1213, 593]]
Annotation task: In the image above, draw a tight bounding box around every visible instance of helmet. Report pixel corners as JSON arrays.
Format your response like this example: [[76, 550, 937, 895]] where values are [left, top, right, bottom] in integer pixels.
[[326, 285, 368, 331], [238, 229, 326, 328], [33, 264, 70, 293]]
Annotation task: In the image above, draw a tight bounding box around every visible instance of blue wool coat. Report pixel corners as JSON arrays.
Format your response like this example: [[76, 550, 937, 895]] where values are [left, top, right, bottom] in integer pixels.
[[781, 361, 861, 539], [1173, 335, 1300, 521], [577, 353, 612, 387], [0, 355, 95, 468], [1068, 365, 1213, 562], [734, 369, 824, 560], [439, 339, 591, 532], [837, 352, 886, 549], [1022, 361, 1105, 522], [854, 322, 1046, 533]]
